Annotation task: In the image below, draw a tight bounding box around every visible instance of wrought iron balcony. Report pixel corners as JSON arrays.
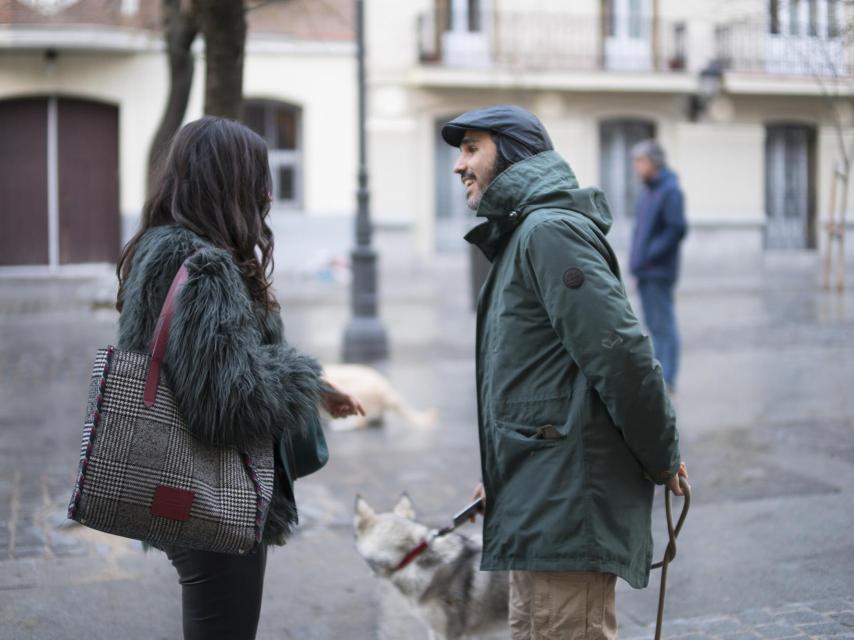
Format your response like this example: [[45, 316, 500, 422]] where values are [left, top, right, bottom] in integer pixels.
[[417, 10, 688, 73], [714, 19, 854, 77]]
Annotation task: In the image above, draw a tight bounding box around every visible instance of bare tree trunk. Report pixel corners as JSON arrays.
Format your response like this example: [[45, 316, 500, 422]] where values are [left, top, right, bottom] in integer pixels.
[[837, 161, 850, 292], [146, 0, 198, 195], [823, 162, 840, 289], [193, 0, 247, 120]]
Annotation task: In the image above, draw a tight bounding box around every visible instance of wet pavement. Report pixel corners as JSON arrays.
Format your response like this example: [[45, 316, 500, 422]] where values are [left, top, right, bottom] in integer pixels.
[[1, 237, 853, 639]]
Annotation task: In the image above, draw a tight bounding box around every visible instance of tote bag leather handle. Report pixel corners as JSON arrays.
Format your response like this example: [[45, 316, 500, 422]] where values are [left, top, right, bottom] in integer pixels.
[[143, 252, 198, 407]]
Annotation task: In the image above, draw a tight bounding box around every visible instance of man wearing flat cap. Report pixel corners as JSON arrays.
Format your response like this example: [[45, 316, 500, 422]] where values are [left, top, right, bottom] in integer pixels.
[[445, 105, 688, 639]]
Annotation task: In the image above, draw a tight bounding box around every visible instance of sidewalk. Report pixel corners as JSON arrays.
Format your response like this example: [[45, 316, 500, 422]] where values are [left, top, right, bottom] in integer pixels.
[[1, 236, 853, 639], [622, 599, 854, 640]]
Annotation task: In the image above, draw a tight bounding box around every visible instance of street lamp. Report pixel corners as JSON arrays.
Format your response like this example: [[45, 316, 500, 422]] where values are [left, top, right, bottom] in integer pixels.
[[689, 61, 725, 121], [342, 0, 389, 362]]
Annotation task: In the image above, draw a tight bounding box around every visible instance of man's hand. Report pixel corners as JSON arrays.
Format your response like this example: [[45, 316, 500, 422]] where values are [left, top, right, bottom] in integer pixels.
[[320, 380, 366, 419], [667, 462, 689, 496], [469, 482, 486, 523]]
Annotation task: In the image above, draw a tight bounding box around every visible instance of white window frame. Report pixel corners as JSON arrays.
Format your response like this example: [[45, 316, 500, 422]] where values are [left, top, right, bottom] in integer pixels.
[[766, 0, 843, 75], [244, 100, 303, 211], [442, 0, 492, 67], [604, 0, 653, 71]]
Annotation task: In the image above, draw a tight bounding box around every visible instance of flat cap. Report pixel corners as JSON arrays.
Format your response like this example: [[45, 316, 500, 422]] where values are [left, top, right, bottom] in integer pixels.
[[441, 105, 553, 155]]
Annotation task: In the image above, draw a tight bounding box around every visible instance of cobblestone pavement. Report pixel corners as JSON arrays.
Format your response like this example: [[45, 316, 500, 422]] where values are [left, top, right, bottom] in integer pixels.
[[622, 599, 854, 639], [0, 470, 88, 561], [1, 242, 853, 639]]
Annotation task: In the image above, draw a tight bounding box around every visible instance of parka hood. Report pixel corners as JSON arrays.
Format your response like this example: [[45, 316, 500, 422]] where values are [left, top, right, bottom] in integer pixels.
[[464, 151, 612, 261]]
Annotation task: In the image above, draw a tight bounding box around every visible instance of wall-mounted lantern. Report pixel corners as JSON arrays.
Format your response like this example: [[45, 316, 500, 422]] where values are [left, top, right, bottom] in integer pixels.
[[689, 61, 725, 121]]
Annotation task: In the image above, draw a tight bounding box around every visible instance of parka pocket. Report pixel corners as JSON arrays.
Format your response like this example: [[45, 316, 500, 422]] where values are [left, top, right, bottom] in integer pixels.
[[492, 419, 571, 486], [490, 395, 574, 472], [495, 420, 566, 446], [484, 396, 588, 557], [494, 395, 574, 440], [488, 408, 584, 540]]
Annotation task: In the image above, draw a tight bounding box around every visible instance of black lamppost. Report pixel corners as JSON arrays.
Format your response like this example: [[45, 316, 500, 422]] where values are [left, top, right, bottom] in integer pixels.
[[342, 0, 389, 362]]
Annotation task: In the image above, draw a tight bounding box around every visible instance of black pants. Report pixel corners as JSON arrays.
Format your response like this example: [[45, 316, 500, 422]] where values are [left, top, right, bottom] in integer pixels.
[[166, 544, 268, 640]]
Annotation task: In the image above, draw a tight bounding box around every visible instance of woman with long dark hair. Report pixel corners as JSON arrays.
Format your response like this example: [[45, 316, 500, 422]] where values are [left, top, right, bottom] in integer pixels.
[[116, 117, 362, 639]]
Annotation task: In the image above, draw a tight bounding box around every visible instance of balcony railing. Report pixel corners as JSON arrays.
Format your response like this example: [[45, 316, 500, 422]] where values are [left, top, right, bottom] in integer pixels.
[[714, 20, 854, 77], [417, 10, 688, 73]]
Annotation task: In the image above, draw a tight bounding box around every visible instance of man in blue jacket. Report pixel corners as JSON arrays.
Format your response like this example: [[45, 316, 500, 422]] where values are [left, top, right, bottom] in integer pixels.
[[630, 140, 687, 392]]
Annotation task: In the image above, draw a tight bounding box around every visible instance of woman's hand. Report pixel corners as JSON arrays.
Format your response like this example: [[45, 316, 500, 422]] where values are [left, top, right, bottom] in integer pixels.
[[321, 380, 366, 419]]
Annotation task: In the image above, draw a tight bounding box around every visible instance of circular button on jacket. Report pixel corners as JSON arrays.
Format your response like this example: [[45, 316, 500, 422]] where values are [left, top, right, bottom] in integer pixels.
[[563, 267, 585, 289]]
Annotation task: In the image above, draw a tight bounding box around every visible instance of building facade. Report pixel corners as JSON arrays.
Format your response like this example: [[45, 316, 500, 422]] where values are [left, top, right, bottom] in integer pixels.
[[0, 0, 357, 269], [1, 0, 852, 269], [365, 0, 854, 260]]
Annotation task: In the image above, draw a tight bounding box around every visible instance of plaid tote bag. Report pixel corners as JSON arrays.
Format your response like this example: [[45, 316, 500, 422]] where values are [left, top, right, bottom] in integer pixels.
[[67, 254, 275, 555]]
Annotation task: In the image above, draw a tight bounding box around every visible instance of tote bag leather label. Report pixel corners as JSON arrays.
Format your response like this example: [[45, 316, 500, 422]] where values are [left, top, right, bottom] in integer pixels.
[[150, 485, 194, 521]]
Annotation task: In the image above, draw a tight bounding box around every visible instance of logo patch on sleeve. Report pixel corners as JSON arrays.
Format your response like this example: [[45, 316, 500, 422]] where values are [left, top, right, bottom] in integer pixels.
[[563, 267, 585, 289]]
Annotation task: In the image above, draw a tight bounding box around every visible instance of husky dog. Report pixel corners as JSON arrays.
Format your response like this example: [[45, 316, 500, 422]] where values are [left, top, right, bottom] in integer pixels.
[[323, 364, 438, 431], [354, 494, 509, 640]]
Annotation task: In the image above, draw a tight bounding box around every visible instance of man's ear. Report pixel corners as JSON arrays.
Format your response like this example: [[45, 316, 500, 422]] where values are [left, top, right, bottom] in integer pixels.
[[354, 495, 376, 533], [393, 493, 416, 520]]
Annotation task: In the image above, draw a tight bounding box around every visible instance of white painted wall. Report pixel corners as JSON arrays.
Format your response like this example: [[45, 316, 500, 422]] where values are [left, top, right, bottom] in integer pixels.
[[0, 50, 169, 219], [358, 0, 854, 257], [7, 2, 847, 263], [674, 122, 765, 223], [366, 0, 431, 77], [0, 41, 357, 230], [243, 44, 357, 218]]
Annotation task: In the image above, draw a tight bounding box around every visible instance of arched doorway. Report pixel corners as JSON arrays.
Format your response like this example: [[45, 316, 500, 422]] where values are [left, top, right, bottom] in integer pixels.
[[599, 117, 656, 250], [0, 96, 120, 266]]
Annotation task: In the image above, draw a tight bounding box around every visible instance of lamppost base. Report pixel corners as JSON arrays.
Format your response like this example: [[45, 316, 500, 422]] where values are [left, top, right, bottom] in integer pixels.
[[342, 316, 389, 363]]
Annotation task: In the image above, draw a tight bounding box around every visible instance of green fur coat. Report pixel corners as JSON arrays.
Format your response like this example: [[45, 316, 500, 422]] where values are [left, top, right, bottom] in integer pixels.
[[116, 224, 325, 545]]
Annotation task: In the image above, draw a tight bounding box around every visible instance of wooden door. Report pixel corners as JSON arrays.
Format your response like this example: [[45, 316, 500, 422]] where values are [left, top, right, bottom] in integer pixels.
[[57, 97, 120, 264], [0, 98, 49, 266]]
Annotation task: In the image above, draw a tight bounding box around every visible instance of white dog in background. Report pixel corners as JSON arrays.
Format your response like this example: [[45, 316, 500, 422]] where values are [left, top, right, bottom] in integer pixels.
[[354, 494, 509, 640], [322, 364, 438, 431]]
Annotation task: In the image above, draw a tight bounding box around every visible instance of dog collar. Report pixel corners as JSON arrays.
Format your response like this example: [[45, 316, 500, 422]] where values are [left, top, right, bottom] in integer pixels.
[[393, 540, 430, 573]]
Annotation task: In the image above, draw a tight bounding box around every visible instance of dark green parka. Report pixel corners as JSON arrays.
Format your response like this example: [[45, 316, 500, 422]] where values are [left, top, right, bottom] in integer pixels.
[[466, 151, 680, 588]]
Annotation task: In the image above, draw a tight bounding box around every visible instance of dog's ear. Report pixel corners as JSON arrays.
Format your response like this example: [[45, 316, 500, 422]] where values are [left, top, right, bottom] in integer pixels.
[[393, 493, 416, 520], [354, 495, 376, 532]]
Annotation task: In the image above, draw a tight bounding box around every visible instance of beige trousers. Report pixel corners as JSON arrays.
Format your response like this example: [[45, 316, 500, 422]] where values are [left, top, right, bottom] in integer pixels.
[[509, 571, 618, 640]]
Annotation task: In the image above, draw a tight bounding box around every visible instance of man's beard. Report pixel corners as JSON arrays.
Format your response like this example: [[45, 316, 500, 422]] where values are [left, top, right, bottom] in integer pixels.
[[464, 154, 510, 211], [466, 187, 484, 211]]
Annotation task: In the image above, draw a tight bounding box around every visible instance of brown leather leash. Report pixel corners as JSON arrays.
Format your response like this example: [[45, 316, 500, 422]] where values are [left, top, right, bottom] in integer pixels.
[[651, 476, 692, 640]]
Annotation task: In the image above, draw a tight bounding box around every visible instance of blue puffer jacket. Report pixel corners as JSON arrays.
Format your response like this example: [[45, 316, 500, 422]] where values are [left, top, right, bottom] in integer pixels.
[[629, 167, 687, 282]]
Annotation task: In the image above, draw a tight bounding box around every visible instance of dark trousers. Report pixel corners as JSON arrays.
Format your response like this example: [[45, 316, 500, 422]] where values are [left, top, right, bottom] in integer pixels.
[[637, 278, 680, 388], [166, 544, 268, 640]]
